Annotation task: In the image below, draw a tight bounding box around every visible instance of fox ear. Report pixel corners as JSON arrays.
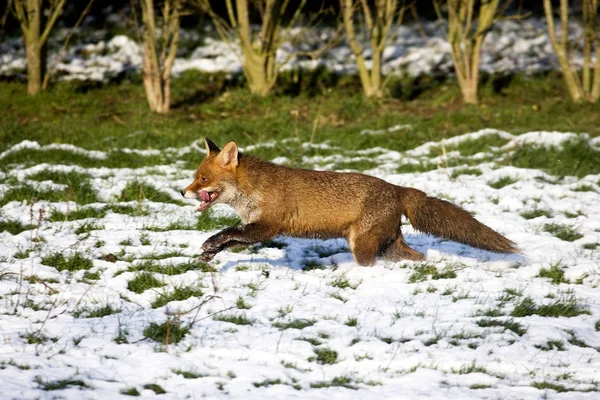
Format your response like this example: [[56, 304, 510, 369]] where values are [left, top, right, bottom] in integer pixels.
[[204, 138, 221, 156], [218, 141, 239, 168]]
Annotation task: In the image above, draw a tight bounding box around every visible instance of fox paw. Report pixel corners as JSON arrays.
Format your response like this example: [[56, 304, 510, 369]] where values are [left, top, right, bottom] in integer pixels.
[[198, 251, 216, 263]]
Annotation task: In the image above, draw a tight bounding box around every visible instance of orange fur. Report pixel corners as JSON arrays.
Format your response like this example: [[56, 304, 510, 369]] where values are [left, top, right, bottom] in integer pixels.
[[183, 139, 518, 266]]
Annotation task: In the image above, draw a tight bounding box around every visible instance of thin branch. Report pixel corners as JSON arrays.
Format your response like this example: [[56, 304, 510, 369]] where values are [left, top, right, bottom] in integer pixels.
[[40, 0, 66, 45], [43, 0, 96, 89]]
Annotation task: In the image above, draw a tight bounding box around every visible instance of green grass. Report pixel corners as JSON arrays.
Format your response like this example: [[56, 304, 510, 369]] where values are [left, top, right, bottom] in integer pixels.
[[538, 263, 568, 284], [311, 376, 356, 390], [508, 137, 600, 178], [50, 206, 107, 222], [213, 313, 254, 325], [14, 248, 32, 259], [313, 348, 338, 365], [0, 171, 98, 206], [119, 180, 184, 206], [235, 296, 252, 309], [476, 318, 526, 336], [49, 204, 147, 222], [74, 304, 121, 318], [128, 260, 202, 275], [488, 176, 518, 189], [143, 384, 166, 395], [572, 184, 596, 192], [0, 181, 97, 207], [41, 252, 93, 272], [297, 337, 322, 346], [0, 219, 35, 235], [196, 211, 240, 231], [2, 73, 599, 164], [450, 167, 482, 178], [151, 285, 204, 308], [520, 208, 552, 220], [75, 221, 104, 235], [331, 276, 360, 290], [450, 362, 486, 374], [273, 319, 316, 330], [83, 270, 101, 280], [127, 272, 164, 294], [121, 387, 141, 396], [511, 296, 590, 318], [470, 384, 492, 390], [408, 265, 457, 283], [535, 340, 565, 351], [34, 376, 89, 391], [531, 381, 568, 393], [543, 223, 583, 242], [143, 321, 189, 344], [172, 369, 207, 379], [302, 260, 326, 271]]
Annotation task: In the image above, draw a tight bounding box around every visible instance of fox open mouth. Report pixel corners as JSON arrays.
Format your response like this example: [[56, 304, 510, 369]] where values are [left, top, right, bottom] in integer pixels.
[[197, 190, 218, 212]]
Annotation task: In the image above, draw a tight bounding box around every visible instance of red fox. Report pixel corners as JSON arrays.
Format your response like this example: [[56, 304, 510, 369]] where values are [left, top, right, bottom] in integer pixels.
[[182, 139, 518, 266]]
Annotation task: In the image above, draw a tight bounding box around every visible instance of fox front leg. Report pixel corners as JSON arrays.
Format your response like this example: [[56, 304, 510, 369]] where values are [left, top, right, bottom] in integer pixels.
[[199, 223, 278, 262]]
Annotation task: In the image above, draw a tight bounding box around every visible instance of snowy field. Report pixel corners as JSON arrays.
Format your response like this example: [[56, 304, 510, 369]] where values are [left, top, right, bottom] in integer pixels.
[[1, 129, 600, 398], [0, 17, 586, 82]]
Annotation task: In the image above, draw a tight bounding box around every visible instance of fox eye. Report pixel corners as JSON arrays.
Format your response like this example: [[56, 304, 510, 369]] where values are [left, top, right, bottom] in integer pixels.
[[201, 177, 208, 183]]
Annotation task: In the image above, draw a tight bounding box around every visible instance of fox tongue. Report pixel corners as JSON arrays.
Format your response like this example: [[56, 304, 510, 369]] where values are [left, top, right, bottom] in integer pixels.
[[199, 190, 211, 202]]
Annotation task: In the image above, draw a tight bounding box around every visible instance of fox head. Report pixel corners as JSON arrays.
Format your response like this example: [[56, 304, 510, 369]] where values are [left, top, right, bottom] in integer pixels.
[[181, 138, 239, 212]]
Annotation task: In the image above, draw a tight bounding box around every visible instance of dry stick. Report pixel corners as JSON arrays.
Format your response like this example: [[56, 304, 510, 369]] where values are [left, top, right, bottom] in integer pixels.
[[43, 0, 95, 89], [543, 0, 583, 102], [0, 272, 58, 294]]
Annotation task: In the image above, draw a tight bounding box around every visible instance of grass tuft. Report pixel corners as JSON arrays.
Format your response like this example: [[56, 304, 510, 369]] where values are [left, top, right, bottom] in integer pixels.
[[151, 285, 203, 308], [273, 319, 316, 330], [520, 208, 552, 220], [511, 296, 590, 318], [331, 276, 360, 290], [196, 211, 240, 231], [121, 387, 140, 396], [143, 384, 166, 395], [535, 340, 565, 351], [127, 272, 163, 294], [34, 376, 89, 391], [213, 313, 254, 325], [119, 181, 184, 206], [509, 137, 600, 178], [41, 252, 93, 272], [408, 265, 457, 283], [143, 321, 189, 344], [313, 348, 338, 365], [476, 318, 526, 336], [543, 223, 583, 242], [488, 176, 518, 189], [532, 381, 568, 393], [75, 304, 121, 318], [538, 263, 568, 284], [311, 376, 356, 390], [0, 219, 35, 235]]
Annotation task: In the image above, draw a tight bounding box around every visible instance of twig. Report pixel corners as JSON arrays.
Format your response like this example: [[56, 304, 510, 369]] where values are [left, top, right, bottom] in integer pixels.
[[43, 0, 96, 89]]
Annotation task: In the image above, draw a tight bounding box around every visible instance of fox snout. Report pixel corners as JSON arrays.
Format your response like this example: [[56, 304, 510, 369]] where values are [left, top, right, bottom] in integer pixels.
[[180, 190, 185, 197]]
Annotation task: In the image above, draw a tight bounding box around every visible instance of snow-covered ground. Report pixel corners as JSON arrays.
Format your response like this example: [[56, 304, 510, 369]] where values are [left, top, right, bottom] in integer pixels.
[[0, 17, 586, 82], [1, 129, 599, 398]]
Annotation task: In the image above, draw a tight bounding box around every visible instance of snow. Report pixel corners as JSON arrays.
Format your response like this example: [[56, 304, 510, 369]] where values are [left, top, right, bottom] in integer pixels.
[[1, 130, 599, 398], [0, 18, 589, 82]]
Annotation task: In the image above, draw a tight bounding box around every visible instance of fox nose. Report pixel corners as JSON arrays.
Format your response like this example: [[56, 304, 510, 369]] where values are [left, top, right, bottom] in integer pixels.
[[180, 191, 185, 197]]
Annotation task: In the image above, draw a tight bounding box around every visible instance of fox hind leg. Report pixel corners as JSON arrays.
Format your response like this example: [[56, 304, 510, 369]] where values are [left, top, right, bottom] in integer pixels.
[[382, 232, 425, 262], [347, 226, 386, 266]]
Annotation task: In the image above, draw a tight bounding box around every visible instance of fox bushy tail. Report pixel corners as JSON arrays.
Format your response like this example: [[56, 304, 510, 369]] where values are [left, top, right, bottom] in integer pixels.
[[401, 188, 518, 254]]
